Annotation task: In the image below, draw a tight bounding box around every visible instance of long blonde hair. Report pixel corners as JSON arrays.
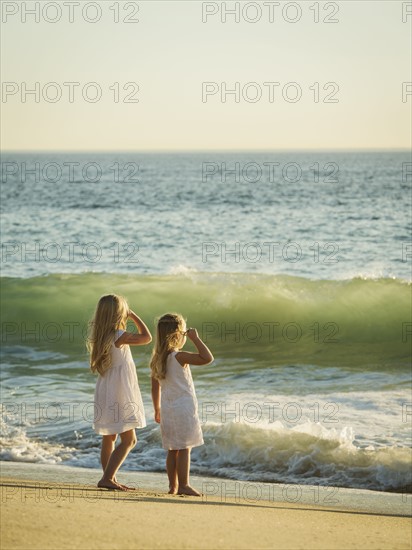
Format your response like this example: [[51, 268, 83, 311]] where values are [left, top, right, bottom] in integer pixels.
[[87, 294, 129, 375], [150, 313, 185, 380]]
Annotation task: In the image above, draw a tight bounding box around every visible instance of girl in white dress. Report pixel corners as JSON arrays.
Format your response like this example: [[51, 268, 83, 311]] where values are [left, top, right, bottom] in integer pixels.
[[88, 294, 152, 491], [150, 313, 214, 496]]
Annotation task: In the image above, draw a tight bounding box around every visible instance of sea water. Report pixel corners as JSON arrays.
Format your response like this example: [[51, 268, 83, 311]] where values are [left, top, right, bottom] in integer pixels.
[[1, 151, 411, 493]]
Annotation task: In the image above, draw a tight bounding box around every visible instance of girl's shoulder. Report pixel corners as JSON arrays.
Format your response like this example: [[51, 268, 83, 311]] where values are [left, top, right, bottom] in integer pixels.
[[170, 350, 187, 368], [114, 329, 126, 343], [167, 350, 182, 364]]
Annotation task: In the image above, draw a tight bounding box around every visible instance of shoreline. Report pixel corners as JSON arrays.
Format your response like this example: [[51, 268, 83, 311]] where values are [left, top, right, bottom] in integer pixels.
[[1, 463, 411, 550], [1, 461, 411, 517]]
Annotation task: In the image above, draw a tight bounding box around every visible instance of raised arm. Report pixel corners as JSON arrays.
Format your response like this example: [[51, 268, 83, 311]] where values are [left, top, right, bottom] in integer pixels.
[[151, 377, 161, 423], [175, 328, 214, 366], [115, 310, 152, 347]]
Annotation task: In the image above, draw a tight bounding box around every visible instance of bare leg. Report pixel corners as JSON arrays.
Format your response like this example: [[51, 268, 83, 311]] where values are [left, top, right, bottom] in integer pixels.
[[101, 434, 117, 471], [100, 434, 132, 490], [98, 430, 137, 490], [99, 434, 124, 490], [177, 448, 200, 496], [166, 450, 179, 494]]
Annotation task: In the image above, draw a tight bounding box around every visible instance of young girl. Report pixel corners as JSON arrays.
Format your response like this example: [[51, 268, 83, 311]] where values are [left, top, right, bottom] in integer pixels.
[[88, 294, 152, 491], [150, 313, 214, 496]]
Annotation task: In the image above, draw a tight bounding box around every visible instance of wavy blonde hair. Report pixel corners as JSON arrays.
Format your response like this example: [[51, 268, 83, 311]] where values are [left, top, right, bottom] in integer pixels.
[[87, 294, 129, 375], [150, 313, 185, 380]]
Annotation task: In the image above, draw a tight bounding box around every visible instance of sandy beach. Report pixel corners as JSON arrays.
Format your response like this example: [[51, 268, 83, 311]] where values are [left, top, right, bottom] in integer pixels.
[[1, 463, 411, 550]]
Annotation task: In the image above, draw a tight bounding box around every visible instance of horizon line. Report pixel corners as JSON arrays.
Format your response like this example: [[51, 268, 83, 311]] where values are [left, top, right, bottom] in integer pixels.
[[1, 147, 411, 154]]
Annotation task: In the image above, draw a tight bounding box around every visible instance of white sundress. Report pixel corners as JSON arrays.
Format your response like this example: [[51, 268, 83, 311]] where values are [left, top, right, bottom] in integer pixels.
[[93, 329, 146, 435], [159, 351, 204, 450]]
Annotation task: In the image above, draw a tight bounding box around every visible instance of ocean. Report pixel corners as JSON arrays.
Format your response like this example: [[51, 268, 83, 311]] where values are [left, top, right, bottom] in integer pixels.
[[1, 150, 411, 494]]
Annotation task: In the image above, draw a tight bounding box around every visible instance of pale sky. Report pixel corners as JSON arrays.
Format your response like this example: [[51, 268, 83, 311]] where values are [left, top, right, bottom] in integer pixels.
[[1, 0, 411, 151]]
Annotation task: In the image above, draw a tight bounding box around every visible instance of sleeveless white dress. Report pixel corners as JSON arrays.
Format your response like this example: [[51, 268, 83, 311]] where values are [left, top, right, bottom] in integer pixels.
[[159, 351, 204, 450], [93, 330, 146, 435]]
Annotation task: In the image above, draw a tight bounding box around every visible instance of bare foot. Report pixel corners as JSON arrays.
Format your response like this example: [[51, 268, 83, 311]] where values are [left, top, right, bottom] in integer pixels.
[[168, 486, 178, 495], [114, 478, 136, 491], [97, 478, 126, 491], [178, 485, 201, 496]]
